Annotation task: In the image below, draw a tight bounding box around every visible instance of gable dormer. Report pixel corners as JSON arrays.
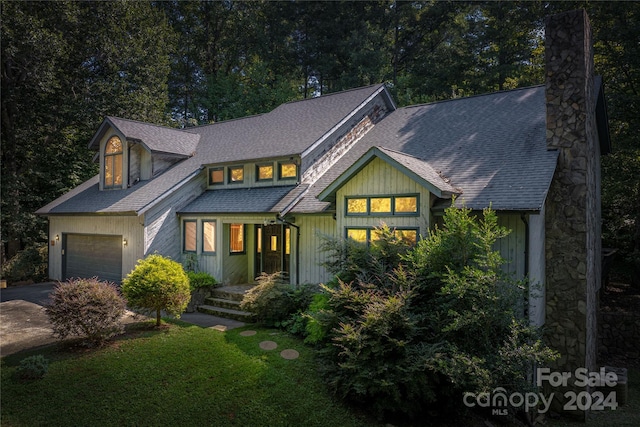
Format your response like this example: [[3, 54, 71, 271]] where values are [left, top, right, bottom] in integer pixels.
[[88, 117, 200, 191]]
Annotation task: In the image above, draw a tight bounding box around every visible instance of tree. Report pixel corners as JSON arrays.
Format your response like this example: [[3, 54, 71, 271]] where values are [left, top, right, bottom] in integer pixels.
[[121, 254, 191, 327]]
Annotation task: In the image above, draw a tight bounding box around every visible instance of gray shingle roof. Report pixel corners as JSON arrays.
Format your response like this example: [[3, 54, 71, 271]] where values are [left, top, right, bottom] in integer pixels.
[[178, 186, 299, 214], [293, 85, 559, 212], [89, 117, 200, 157]]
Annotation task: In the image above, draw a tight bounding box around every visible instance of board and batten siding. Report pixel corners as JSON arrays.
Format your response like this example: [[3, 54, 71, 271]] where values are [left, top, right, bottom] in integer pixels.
[[144, 172, 207, 261], [335, 157, 431, 238], [47, 215, 143, 281], [296, 214, 336, 285]]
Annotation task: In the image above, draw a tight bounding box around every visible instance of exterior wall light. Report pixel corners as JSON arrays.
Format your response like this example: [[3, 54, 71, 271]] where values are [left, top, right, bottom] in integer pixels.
[[123, 238, 128, 247]]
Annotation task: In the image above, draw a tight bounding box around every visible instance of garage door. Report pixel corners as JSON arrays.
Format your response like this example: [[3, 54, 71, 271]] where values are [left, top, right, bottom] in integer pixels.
[[63, 234, 123, 283]]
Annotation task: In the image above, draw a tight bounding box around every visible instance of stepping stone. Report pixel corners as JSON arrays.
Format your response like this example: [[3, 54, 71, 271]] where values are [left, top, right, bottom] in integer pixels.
[[280, 349, 299, 360], [239, 330, 257, 336], [259, 340, 278, 350]]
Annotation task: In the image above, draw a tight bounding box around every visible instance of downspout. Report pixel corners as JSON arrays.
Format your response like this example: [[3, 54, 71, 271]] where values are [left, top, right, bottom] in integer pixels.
[[277, 214, 300, 287]]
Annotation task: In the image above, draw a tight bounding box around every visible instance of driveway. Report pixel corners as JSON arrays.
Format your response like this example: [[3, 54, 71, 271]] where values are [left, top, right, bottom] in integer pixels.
[[0, 282, 58, 357], [0, 282, 245, 357]]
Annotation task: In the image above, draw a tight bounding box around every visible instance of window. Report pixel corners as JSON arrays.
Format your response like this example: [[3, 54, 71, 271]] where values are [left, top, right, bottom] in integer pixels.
[[395, 196, 418, 214], [202, 221, 216, 253], [183, 220, 197, 252], [257, 164, 274, 181], [345, 195, 419, 216], [346, 227, 418, 246], [285, 227, 290, 255], [209, 168, 224, 185], [230, 224, 245, 254], [346, 198, 367, 215], [104, 136, 123, 188], [279, 162, 297, 180], [229, 166, 244, 183], [346, 228, 368, 243], [370, 197, 391, 214]]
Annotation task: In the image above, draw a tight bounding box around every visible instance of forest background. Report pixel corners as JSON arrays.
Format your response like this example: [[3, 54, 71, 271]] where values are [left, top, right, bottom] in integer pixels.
[[1, 1, 638, 283]]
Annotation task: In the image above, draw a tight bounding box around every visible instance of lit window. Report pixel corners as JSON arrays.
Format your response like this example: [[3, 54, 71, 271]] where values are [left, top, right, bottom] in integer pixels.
[[203, 221, 216, 253], [270, 235, 278, 251], [257, 227, 262, 253], [257, 164, 273, 181], [395, 196, 418, 214], [347, 198, 367, 214], [285, 228, 290, 255], [346, 228, 367, 243], [229, 166, 244, 183], [230, 224, 245, 253], [279, 162, 297, 179], [370, 197, 391, 214], [184, 220, 197, 252], [104, 136, 123, 188], [395, 229, 417, 245], [210, 168, 224, 185]]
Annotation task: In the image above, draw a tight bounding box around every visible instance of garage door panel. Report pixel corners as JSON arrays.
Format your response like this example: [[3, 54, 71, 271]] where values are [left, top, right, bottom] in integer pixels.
[[64, 234, 122, 283]]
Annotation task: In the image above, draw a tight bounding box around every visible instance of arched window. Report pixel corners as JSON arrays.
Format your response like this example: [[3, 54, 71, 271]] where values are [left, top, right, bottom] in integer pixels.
[[104, 136, 123, 188]]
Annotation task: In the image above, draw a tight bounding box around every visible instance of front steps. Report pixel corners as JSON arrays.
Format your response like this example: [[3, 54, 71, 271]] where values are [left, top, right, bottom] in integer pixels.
[[197, 284, 255, 322]]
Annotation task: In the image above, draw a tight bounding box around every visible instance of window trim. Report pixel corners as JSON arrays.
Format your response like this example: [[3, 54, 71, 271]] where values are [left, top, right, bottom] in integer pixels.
[[256, 163, 274, 182], [228, 165, 244, 184], [201, 220, 216, 254], [209, 167, 225, 185], [345, 194, 420, 217], [229, 223, 246, 255], [104, 136, 124, 189], [183, 220, 197, 253], [278, 161, 298, 180]]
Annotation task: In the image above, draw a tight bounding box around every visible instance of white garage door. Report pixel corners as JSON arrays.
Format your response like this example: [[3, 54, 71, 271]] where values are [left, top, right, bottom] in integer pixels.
[[63, 234, 123, 283]]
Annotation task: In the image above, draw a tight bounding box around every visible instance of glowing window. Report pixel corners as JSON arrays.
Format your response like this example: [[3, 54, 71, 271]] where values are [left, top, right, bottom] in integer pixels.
[[230, 224, 245, 253], [183, 220, 197, 252], [395, 229, 417, 245], [203, 221, 216, 253], [279, 162, 297, 179], [346, 198, 367, 214], [104, 136, 123, 188], [395, 196, 418, 214], [257, 164, 273, 181], [370, 197, 391, 214], [229, 166, 244, 183], [346, 228, 367, 243], [210, 168, 224, 185]]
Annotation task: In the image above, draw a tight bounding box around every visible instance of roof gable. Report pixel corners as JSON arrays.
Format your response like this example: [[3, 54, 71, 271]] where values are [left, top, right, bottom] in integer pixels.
[[318, 146, 460, 203], [88, 117, 199, 157]]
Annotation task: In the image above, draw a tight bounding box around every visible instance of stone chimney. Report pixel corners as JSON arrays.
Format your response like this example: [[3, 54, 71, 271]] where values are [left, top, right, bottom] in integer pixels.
[[544, 9, 602, 418]]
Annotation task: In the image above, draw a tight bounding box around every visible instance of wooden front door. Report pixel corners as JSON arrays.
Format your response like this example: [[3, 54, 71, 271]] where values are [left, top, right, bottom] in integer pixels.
[[255, 224, 290, 278]]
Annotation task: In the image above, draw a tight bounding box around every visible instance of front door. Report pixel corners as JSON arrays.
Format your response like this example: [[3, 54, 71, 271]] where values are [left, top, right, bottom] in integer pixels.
[[255, 225, 290, 277]]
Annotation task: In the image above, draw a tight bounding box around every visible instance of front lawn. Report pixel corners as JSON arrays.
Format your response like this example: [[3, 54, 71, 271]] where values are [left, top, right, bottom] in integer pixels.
[[0, 321, 378, 427]]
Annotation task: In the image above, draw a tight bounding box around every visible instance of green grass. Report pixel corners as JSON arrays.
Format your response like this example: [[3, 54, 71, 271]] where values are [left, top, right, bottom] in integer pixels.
[[1, 321, 378, 427]]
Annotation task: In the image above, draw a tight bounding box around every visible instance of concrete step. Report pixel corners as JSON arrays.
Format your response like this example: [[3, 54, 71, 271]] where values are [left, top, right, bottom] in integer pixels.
[[204, 297, 242, 310], [197, 304, 254, 322], [210, 284, 254, 302]]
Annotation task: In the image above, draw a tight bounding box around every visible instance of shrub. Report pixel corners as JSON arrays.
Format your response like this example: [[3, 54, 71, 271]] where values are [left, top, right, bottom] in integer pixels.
[[121, 254, 191, 327], [1, 243, 48, 284], [186, 271, 218, 291], [240, 272, 296, 326], [15, 355, 49, 380], [44, 278, 126, 345], [310, 206, 558, 421]]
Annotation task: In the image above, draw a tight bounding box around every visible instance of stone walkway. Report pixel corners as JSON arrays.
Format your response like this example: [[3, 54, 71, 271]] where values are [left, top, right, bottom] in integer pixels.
[[239, 330, 300, 360]]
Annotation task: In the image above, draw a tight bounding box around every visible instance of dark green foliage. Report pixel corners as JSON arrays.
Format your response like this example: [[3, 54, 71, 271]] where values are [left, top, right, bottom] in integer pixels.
[[239, 272, 294, 326], [15, 355, 49, 381], [310, 208, 558, 421], [1, 243, 47, 284], [121, 254, 191, 327], [186, 271, 218, 291], [44, 278, 126, 345]]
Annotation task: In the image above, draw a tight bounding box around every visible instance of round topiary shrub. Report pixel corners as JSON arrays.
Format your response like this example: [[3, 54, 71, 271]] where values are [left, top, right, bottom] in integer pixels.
[[121, 254, 191, 327], [44, 278, 126, 345], [15, 355, 49, 380]]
